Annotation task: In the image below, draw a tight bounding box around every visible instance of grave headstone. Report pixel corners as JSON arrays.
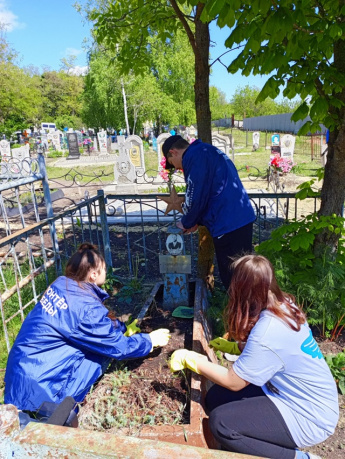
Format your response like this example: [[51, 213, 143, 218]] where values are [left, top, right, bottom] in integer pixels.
[[0, 139, 11, 158], [67, 133, 80, 160], [188, 125, 197, 139], [156, 133, 171, 180], [0, 139, 11, 178], [280, 134, 295, 160], [12, 144, 30, 161], [11, 144, 30, 176], [107, 136, 112, 154], [126, 135, 145, 180], [47, 132, 61, 151], [212, 133, 231, 159], [97, 130, 108, 155], [159, 225, 191, 309], [113, 135, 137, 193], [252, 131, 260, 150]]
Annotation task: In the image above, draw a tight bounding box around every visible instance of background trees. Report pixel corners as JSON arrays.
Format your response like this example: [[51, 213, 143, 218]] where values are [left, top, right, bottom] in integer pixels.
[[0, 26, 42, 136], [81, 0, 214, 142], [231, 85, 299, 119]]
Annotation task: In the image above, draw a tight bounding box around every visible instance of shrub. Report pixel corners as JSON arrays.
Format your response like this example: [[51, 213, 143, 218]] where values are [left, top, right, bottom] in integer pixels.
[[256, 213, 345, 340]]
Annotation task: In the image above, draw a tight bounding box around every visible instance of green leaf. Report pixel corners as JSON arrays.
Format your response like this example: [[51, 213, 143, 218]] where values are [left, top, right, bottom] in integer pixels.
[[339, 378, 345, 395], [172, 306, 194, 319], [256, 76, 280, 102], [310, 98, 329, 121], [329, 24, 343, 39], [202, 0, 227, 21], [298, 121, 312, 136], [291, 102, 309, 122]]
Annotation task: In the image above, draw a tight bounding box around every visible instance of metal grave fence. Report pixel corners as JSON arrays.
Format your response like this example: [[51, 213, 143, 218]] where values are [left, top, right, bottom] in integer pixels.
[[0, 154, 322, 358]]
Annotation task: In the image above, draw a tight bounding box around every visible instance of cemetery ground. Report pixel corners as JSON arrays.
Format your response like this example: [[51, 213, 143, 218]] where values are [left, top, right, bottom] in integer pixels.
[[1, 142, 344, 457]]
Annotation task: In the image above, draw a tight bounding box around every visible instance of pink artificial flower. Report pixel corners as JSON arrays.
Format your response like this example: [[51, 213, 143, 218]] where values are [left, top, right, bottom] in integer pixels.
[[269, 154, 296, 174]]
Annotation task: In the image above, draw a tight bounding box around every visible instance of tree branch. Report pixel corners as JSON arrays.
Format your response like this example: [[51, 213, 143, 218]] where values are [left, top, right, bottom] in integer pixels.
[[210, 45, 245, 68], [169, 0, 196, 54]]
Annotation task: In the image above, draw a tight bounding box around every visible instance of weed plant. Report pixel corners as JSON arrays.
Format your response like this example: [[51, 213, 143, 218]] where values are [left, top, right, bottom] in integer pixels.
[[78, 361, 187, 434], [325, 351, 345, 395], [207, 285, 228, 338], [256, 213, 345, 340]]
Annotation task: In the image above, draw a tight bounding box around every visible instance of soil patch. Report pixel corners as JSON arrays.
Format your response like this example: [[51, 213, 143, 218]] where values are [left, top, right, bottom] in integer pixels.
[[78, 292, 194, 436]]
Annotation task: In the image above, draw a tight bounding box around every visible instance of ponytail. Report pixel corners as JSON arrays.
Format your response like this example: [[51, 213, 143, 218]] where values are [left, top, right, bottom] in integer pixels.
[[65, 243, 105, 282]]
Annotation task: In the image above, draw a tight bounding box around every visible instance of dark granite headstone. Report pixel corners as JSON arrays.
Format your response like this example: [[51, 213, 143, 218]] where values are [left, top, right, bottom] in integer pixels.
[[67, 133, 80, 160]]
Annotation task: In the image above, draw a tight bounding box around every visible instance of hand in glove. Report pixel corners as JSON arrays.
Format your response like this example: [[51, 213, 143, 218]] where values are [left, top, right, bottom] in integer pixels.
[[124, 319, 141, 337], [209, 337, 241, 355], [149, 329, 171, 349], [169, 349, 207, 374]]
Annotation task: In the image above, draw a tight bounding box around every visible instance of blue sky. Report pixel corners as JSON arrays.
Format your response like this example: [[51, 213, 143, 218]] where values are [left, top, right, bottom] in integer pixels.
[[1, 0, 268, 102]]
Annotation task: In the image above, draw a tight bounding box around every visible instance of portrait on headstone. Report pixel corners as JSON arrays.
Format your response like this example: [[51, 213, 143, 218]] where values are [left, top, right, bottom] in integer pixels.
[[166, 233, 183, 256], [271, 134, 280, 146]]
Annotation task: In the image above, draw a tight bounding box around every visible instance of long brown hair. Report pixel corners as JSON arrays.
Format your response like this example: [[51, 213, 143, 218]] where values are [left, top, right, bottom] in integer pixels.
[[225, 255, 306, 342], [65, 243, 105, 282]]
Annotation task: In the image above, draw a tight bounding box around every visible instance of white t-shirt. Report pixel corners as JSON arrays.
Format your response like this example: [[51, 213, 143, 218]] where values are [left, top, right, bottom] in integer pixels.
[[233, 309, 339, 447]]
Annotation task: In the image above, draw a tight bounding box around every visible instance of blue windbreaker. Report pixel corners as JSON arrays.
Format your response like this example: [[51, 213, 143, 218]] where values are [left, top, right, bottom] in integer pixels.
[[181, 140, 256, 237], [4, 276, 152, 411]]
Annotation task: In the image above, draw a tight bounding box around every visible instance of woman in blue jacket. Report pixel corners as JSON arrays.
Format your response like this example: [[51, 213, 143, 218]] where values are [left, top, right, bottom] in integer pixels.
[[4, 243, 170, 412]]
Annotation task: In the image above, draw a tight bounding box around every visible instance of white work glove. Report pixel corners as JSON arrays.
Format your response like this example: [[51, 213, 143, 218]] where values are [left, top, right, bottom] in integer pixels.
[[149, 328, 171, 350]]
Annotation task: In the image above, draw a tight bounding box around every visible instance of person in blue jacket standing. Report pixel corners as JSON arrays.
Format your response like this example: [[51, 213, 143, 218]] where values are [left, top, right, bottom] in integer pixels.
[[4, 243, 170, 412], [162, 135, 256, 290]]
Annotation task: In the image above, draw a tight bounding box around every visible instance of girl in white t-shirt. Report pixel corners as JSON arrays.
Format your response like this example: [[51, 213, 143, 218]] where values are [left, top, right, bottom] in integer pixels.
[[170, 254, 339, 459]]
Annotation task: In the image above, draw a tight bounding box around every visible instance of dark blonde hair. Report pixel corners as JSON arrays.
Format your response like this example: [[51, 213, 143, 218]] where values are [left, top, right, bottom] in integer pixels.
[[225, 254, 306, 342], [65, 243, 105, 282]]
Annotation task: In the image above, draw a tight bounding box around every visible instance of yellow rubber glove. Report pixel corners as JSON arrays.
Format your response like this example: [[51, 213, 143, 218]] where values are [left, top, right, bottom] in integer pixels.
[[209, 337, 241, 355], [169, 349, 208, 374], [124, 319, 141, 337], [149, 329, 171, 349]]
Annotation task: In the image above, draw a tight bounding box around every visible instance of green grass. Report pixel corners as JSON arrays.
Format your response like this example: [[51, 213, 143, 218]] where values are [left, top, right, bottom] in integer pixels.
[[218, 127, 321, 178], [144, 148, 159, 176]]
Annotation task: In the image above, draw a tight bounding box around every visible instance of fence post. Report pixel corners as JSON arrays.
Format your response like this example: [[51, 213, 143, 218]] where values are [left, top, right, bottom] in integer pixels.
[[311, 135, 314, 160], [246, 130, 248, 147], [37, 153, 62, 275], [97, 189, 113, 269]]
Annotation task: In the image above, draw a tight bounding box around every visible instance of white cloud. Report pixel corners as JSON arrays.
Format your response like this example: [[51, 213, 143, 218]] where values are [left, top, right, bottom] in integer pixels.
[[64, 47, 83, 57], [0, 1, 25, 32], [67, 65, 88, 76]]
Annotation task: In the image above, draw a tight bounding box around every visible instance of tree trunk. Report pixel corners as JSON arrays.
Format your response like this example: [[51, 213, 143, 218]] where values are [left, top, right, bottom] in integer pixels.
[[315, 38, 345, 253], [197, 225, 215, 290], [194, 7, 214, 287], [194, 6, 212, 144], [121, 79, 130, 136]]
